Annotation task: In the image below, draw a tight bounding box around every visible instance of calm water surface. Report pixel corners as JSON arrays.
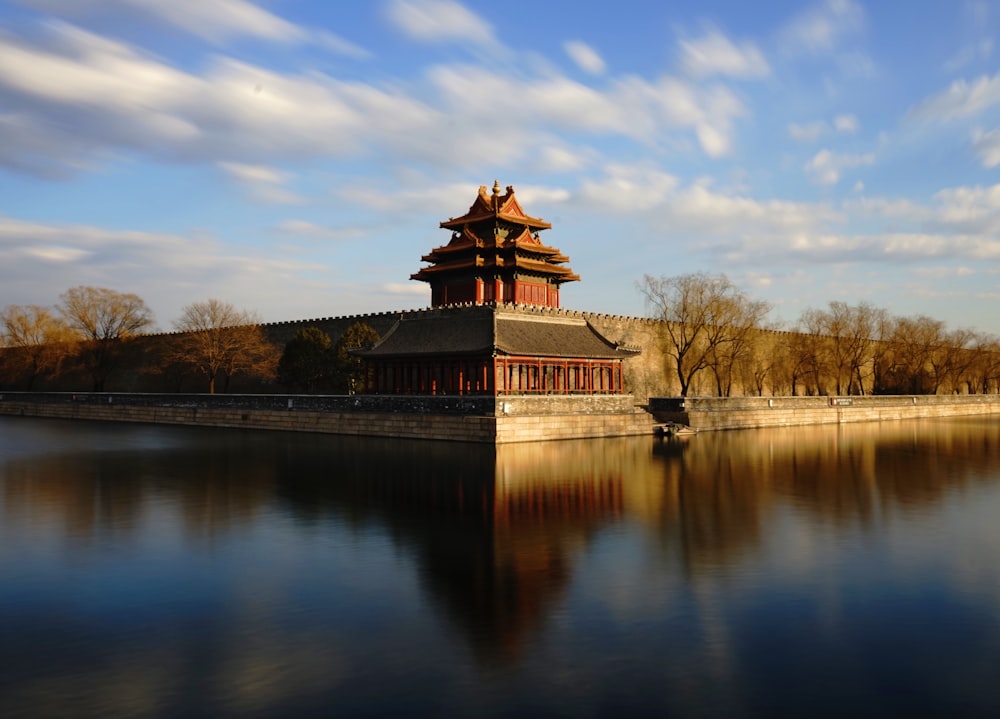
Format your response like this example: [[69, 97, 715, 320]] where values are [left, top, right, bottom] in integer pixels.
[[2, 416, 1000, 718]]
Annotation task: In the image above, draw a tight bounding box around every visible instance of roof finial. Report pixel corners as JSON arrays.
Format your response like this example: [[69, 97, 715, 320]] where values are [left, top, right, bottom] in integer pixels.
[[492, 179, 500, 196]]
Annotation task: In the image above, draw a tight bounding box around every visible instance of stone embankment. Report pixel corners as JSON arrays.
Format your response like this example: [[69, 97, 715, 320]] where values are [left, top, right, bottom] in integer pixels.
[[0, 392, 655, 444], [649, 394, 1000, 430], [3, 392, 998, 444]]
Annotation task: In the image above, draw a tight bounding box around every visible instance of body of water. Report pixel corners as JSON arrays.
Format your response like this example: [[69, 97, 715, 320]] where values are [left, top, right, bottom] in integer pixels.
[[2, 416, 1000, 718]]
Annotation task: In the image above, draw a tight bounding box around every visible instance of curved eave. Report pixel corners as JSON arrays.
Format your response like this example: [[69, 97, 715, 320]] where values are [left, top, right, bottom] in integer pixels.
[[440, 212, 551, 231], [355, 310, 642, 361], [411, 258, 580, 283]]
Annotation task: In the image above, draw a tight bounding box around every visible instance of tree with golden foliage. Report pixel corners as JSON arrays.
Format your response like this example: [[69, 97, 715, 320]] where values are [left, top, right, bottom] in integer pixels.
[[58, 286, 155, 391], [0, 304, 76, 389], [169, 299, 278, 394]]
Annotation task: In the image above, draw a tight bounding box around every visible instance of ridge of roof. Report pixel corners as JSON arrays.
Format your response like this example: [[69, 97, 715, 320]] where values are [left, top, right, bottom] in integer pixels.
[[439, 181, 551, 230]]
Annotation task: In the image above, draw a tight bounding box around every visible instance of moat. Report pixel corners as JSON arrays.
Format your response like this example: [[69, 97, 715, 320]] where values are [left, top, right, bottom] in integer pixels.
[[3, 416, 1000, 718]]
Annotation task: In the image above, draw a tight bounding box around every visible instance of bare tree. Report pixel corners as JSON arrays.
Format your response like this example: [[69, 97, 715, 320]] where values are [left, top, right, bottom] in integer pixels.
[[639, 273, 771, 397], [793, 311, 832, 395], [884, 315, 944, 394], [1, 304, 76, 389], [931, 327, 977, 394], [58, 286, 154, 391], [968, 333, 1000, 394], [169, 299, 278, 394]]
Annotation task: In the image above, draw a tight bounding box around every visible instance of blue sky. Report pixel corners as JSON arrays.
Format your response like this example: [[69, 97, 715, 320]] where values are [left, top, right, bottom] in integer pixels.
[[2, 0, 1000, 334]]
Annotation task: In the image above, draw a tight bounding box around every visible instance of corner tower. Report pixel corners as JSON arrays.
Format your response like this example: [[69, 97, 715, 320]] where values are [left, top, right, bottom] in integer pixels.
[[411, 181, 580, 307]]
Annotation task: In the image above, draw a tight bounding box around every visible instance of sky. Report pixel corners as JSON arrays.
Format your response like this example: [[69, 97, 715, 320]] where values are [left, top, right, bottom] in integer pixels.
[[2, 0, 1000, 334]]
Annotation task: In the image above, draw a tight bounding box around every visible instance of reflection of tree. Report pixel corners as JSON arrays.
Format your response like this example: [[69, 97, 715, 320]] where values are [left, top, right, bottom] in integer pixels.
[[1, 430, 277, 546], [648, 420, 1000, 577]]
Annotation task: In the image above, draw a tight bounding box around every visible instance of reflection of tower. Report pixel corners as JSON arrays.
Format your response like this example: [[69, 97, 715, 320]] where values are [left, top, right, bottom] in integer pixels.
[[276, 437, 633, 665], [415, 443, 629, 665]]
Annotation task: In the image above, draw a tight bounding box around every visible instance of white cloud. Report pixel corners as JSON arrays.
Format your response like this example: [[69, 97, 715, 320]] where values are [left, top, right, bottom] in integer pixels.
[[513, 185, 572, 207], [427, 65, 746, 158], [564, 40, 606, 75], [972, 127, 1000, 167], [220, 162, 303, 204], [804, 148, 874, 185], [928, 183, 1000, 234], [788, 121, 826, 142], [667, 185, 840, 239], [275, 220, 365, 241], [18, 0, 303, 44], [382, 282, 430, 296], [385, 0, 496, 47], [0, 19, 750, 179], [909, 72, 1000, 122], [0, 213, 336, 323], [679, 29, 770, 79], [943, 39, 994, 73], [579, 165, 679, 212], [833, 113, 858, 132], [778, 0, 865, 55], [19, 0, 373, 56], [533, 145, 592, 173], [220, 162, 287, 185], [0, 23, 439, 173]]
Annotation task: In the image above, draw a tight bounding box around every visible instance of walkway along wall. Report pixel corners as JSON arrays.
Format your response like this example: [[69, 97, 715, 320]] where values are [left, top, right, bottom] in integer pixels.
[[0, 392, 656, 444], [649, 394, 1000, 430]]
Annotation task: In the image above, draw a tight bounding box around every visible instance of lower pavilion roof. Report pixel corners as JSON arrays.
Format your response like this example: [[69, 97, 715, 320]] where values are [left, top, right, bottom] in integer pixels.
[[355, 305, 639, 360]]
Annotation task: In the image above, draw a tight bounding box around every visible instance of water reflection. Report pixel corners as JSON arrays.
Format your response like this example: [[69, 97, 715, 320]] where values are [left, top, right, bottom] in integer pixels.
[[3, 417, 1000, 717]]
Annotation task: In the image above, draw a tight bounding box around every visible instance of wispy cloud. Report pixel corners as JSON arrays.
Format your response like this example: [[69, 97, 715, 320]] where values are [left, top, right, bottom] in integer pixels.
[[778, 0, 865, 56], [385, 0, 497, 48], [972, 127, 1000, 167], [804, 148, 874, 185], [909, 72, 1000, 122], [220, 162, 303, 205], [564, 40, 606, 76], [17, 0, 302, 43], [679, 29, 770, 79]]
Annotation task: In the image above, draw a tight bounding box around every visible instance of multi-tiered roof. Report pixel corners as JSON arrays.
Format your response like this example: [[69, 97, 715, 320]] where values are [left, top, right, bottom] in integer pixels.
[[411, 181, 580, 308]]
